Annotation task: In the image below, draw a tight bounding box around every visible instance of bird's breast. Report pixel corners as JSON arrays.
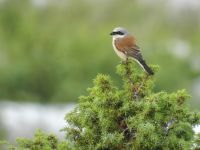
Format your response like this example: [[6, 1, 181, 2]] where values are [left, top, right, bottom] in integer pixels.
[[112, 38, 127, 61]]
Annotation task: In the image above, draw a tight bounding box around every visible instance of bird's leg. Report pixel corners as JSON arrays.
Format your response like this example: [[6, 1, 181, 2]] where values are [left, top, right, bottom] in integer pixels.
[[125, 56, 128, 65]]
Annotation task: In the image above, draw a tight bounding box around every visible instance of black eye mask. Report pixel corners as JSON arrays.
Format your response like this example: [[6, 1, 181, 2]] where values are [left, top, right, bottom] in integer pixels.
[[110, 31, 124, 35]]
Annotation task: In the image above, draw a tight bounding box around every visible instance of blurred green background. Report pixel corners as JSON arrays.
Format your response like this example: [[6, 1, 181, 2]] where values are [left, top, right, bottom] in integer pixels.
[[0, 0, 199, 108]]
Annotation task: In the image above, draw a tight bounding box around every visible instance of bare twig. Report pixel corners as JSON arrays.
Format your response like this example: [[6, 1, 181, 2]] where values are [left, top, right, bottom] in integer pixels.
[[134, 74, 149, 97]]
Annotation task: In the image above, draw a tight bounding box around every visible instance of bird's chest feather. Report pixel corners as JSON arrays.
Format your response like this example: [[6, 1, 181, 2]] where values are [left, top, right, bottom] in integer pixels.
[[112, 38, 127, 60]]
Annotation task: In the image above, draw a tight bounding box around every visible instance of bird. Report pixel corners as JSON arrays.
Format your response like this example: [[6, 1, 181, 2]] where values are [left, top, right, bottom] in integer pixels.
[[110, 27, 154, 75]]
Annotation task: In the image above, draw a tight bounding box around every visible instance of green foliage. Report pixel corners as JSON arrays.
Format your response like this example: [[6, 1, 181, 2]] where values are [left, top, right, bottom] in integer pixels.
[[2, 61, 200, 149], [64, 61, 200, 150], [1, 130, 70, 150]]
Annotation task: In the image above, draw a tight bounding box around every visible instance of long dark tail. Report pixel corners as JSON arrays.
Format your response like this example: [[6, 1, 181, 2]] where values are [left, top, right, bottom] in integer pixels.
[[138, 59, 154, 75]]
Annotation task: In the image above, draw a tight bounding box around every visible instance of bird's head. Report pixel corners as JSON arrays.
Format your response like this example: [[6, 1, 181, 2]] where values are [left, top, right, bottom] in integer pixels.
[[110, 27, 129, 38]]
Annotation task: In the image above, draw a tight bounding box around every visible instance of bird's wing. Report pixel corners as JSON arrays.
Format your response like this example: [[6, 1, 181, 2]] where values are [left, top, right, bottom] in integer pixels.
[[126, 46, 143, 61], [115, 35, 143, 60], [114, 34, 153, 75]]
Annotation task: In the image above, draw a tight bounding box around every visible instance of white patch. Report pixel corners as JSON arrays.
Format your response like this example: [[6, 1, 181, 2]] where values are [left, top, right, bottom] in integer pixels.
[[193, 125, 200, 133]]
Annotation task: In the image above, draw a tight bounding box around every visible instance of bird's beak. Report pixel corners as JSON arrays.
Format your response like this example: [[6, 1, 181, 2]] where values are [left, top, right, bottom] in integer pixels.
[[110, 32, 114, 36]]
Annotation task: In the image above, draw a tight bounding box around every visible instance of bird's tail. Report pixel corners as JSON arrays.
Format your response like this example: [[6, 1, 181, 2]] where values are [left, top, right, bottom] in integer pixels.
[[137, 59, 154, 75]]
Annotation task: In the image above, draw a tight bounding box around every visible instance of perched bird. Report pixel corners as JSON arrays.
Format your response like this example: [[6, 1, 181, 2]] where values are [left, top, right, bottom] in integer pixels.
[[110, 27, 154, 75]]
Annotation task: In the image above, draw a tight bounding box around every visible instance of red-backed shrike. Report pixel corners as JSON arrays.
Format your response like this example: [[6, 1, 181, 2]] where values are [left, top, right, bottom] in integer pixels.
[[110, 27, 154, 75]]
